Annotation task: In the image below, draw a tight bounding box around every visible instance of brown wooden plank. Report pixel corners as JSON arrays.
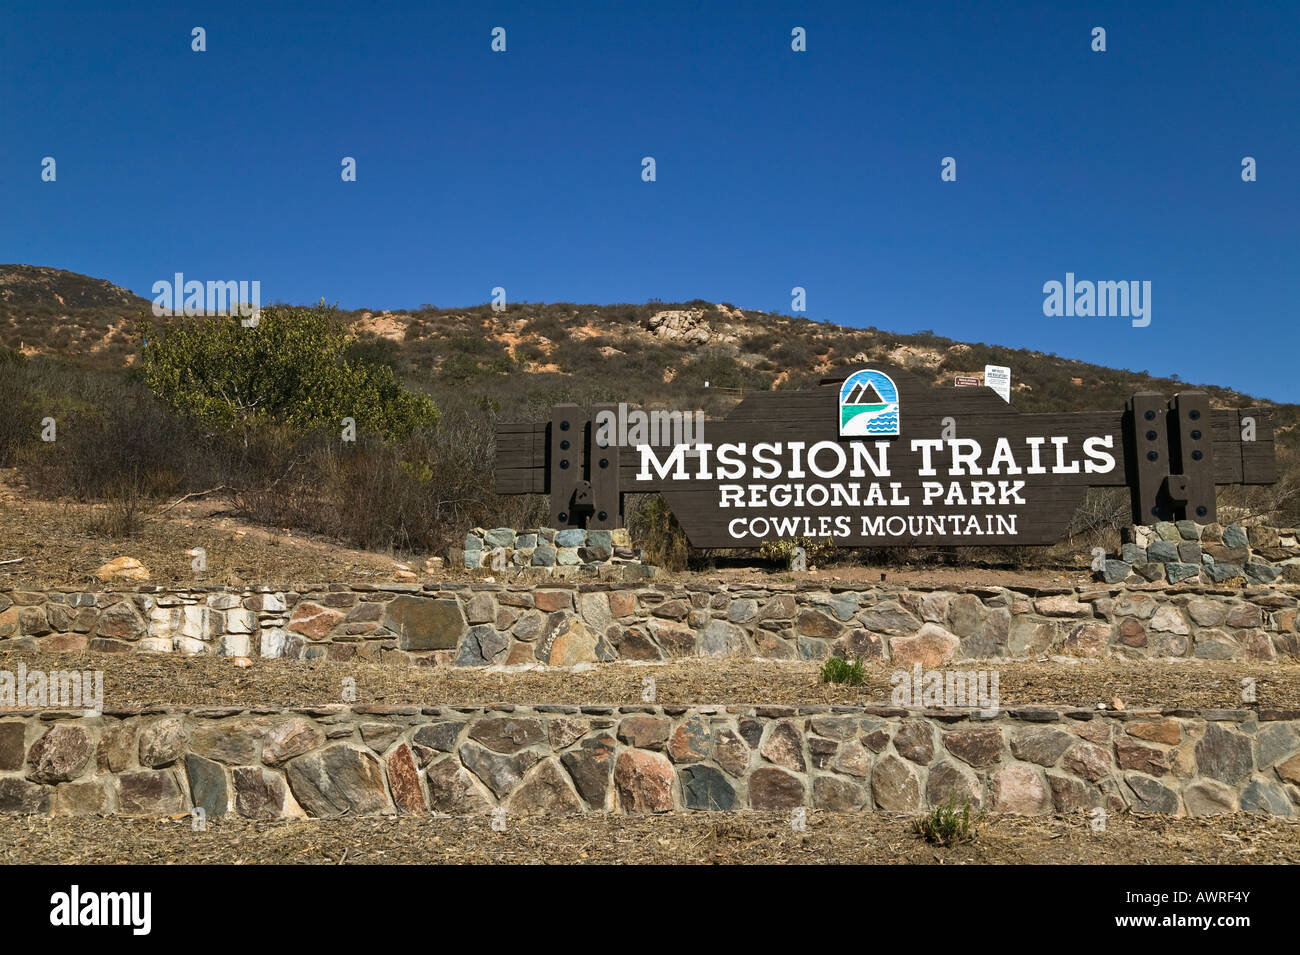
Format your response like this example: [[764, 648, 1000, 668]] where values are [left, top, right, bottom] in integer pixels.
[[495, 427, 546, 471], [1212, 444, 1244, 483], [494, 448, 541, 469], [495, 468, 546, 494], [1239, 408, 1277, 484], [493, 444, 532, 461], [1206, 409, 1276, 484]]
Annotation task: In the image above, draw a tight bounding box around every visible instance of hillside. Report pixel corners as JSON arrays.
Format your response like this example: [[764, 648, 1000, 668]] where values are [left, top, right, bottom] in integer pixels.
[[0, 265, 149, 367], [0, 265, 145, 310], [1, 266, 1296, 427]]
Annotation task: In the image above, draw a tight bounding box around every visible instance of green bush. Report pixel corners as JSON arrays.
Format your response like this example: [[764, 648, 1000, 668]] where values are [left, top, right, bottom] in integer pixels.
[[820, 657, 864, 685], [915, 796, 980, 846], [139, 304, 438, 442]]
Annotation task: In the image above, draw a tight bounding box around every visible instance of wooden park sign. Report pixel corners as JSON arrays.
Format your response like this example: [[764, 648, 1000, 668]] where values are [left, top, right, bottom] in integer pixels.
[[494, 366, 1276, 548]]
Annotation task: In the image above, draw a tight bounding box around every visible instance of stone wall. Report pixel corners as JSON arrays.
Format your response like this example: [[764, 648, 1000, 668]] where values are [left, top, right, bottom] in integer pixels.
[[1, 578, 1297, 665], [1, 704, 1296, 817], [1098, 521, 1300, 586], [453, 527, 653, 577]]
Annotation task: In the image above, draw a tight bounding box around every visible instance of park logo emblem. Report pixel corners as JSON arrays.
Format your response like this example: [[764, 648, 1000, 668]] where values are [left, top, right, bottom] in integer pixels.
[[839, 369, 900, 437]]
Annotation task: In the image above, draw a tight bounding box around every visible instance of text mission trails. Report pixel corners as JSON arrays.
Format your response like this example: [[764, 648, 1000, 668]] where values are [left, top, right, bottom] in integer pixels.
[[636, 435, 1116, 542]]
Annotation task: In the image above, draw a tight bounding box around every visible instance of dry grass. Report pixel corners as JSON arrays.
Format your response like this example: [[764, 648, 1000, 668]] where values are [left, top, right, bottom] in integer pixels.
[[0, 811, 1295, 865], [0, 481, 398, 589], [0, 651, 1293, 710]]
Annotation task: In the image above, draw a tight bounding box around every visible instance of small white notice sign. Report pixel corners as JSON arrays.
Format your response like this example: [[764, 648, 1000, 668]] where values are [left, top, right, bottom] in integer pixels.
[[984, 365, 1011, 403]]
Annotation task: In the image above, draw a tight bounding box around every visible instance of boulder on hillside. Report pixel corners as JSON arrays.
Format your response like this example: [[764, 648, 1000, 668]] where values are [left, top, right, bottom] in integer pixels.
[[94, 557, 150, 581]]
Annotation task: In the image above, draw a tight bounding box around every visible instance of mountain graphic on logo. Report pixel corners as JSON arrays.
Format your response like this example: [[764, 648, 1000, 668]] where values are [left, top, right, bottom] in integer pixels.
[[839, 369, 900, 437], [844, 382, 884, 406]]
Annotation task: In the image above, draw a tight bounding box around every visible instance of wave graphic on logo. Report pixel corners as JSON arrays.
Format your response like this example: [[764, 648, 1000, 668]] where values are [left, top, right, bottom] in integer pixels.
[[839, 370, 900, 436]]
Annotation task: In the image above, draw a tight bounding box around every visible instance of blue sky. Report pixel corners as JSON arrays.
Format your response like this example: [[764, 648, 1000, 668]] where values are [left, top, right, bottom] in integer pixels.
[[2, 0, 1297, 400]]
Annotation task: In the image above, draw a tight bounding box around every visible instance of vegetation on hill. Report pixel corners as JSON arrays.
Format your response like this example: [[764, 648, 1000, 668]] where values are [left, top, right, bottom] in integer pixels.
[[140, 304, 438, 440], [0, 265, 147, 368], [0, 266, 1295, 560]]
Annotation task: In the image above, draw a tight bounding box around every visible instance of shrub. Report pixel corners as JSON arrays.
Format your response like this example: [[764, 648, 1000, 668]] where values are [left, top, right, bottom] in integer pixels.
[[0, 348, 34, 466], [626, 493, 690, 571], [16, 365, 224, 500], [85, 473, 145, 538], [139, 304, 438, 442], [772, 339, 817, 367], [346, 336, 404, 374], [915, 796, 980, 846], [820, 657, 864, 685], [759, 537, 836, 569], [233, 408, 542, 554]]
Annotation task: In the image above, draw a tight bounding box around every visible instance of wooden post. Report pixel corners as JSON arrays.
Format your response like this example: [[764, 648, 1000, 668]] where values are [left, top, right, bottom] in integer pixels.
[[549, 403, 586, 528], [1170, 391, 1215, 522], [1127, 392, 1169, 524], [589, 402, 621, 529]]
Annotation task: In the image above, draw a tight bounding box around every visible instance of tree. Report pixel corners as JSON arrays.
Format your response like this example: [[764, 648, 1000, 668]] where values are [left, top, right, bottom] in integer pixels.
[[139, 304, 438, 441]]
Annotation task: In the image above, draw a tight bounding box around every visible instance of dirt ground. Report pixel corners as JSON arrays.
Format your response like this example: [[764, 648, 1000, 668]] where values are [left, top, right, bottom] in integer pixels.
[[0, 475, 398, 588], [0, 651, 1292, 710], [1, 811, 1295, 865]]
